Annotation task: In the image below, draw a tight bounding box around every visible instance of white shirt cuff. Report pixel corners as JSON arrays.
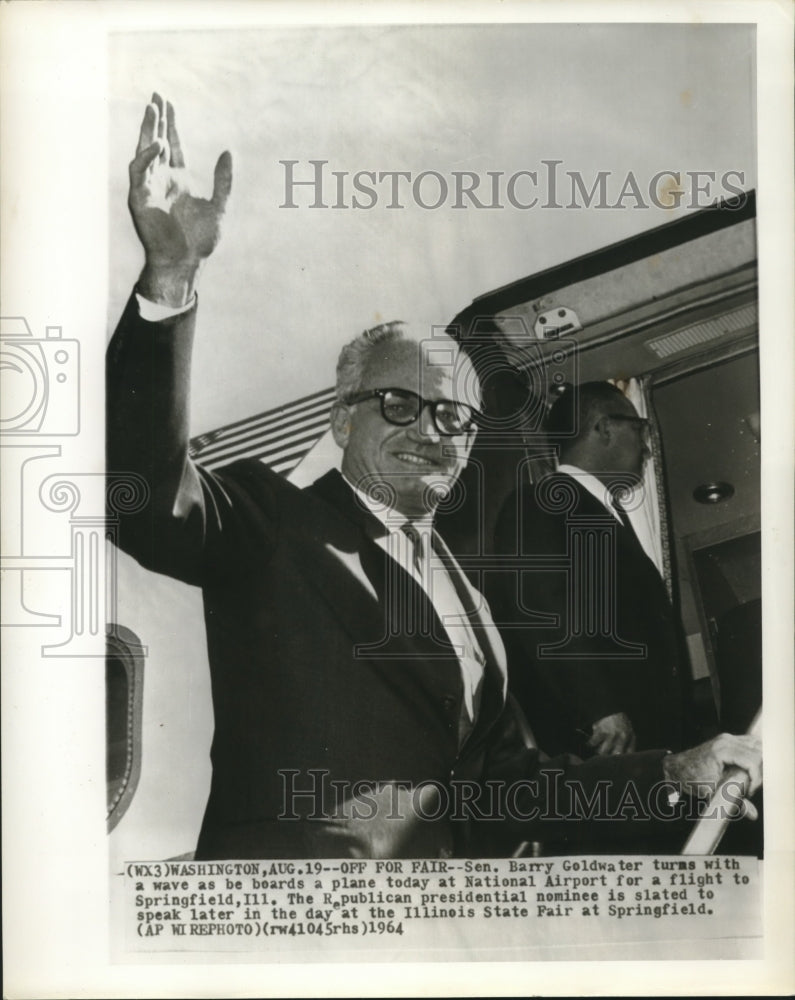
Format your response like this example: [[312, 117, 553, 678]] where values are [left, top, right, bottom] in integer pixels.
[[135, 292, 196, 322]]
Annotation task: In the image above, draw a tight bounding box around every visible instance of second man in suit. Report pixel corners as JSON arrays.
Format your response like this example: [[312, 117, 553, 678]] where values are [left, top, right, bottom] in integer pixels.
[[492, 382, 689, 758]]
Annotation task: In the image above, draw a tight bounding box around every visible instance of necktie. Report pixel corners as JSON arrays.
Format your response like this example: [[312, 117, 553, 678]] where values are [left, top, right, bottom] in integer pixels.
[[400, 522, 426, 576]]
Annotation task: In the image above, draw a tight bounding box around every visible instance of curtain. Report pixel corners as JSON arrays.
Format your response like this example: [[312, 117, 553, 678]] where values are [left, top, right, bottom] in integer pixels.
[[613, 377, 673, 595]]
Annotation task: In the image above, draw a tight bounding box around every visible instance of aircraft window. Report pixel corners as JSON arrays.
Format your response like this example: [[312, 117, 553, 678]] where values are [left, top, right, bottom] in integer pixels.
[[107, 625, 145, 831]]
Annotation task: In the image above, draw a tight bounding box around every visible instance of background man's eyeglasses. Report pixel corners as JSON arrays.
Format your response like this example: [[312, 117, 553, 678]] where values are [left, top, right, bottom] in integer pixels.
[[344, 387, 479, 436]]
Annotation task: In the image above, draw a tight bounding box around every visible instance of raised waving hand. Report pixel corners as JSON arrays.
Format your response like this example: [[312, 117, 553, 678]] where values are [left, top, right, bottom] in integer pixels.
[[128, 93, 233, 306]]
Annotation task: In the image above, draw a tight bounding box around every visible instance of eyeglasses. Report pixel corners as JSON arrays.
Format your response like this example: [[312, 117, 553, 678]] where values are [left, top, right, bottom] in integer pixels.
[[607, 413, 651, 438], [344, 387, 479, 436]]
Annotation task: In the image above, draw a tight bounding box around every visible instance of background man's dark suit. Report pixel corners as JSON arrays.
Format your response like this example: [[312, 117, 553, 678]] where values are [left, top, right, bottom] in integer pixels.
[[106, 299, 674, 859], [491, 471, 688, 757]]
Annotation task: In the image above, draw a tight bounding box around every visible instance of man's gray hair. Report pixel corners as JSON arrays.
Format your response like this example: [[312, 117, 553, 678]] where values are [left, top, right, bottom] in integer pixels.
[[335, 321, 407, 402]]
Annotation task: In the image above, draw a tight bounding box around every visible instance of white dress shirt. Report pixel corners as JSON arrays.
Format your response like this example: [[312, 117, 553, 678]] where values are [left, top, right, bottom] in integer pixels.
[[348, 479, 485, 726], [136, 292, 195, 321]]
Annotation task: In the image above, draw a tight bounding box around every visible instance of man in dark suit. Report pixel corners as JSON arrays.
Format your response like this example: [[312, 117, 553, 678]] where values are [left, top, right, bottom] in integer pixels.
[[492, 382, 688, 759], [107, 94, 760, 859]]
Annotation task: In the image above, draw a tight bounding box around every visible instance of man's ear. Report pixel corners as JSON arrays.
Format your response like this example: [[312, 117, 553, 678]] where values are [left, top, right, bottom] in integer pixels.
[[330, 402, 351, 449], [593, 415, 612, 446]]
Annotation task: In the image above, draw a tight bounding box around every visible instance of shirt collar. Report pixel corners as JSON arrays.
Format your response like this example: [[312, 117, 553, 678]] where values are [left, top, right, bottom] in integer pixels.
[[556, 463, 622, 521], [342, 474, 434, 535]]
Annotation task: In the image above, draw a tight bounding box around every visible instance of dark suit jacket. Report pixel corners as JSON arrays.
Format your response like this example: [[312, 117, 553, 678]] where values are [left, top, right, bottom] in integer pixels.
[[491, 473, 688, 756], [107, 297, 672, 858]]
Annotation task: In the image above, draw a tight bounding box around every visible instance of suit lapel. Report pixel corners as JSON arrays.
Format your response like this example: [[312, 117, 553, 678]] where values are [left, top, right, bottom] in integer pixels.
[[560, 473, 660, 574], [304, 470, 462, 663], [615, 509, 660, 574], [560, 473, 667, 601], [307, 471, 508, 742], [308, 469, 390, 541]]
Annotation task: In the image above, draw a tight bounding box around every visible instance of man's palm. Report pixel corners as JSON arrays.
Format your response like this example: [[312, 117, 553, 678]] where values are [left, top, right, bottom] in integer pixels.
[[128, 94, 232, 267]]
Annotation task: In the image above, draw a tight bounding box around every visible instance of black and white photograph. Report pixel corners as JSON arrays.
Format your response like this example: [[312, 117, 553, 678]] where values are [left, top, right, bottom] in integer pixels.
[[1, 1, 793, 996]]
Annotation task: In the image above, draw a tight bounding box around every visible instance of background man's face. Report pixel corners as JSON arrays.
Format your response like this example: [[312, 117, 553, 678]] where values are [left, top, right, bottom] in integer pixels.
[[604, 397, 650, 482], [338, 338, 479, 519]]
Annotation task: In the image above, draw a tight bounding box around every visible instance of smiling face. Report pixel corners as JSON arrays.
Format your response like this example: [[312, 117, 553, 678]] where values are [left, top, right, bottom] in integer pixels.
[[332, 335, 480, 519]]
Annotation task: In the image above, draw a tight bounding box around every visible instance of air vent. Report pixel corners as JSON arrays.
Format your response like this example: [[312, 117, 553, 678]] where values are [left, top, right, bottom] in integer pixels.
[[646, 303, 757, 359]]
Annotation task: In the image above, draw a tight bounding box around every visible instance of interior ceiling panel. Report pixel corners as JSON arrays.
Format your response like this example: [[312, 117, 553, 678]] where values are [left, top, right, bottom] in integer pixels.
[[453, 203, 759, 388], [489, 277, 758, 386], [492, 218, 756, 346]]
